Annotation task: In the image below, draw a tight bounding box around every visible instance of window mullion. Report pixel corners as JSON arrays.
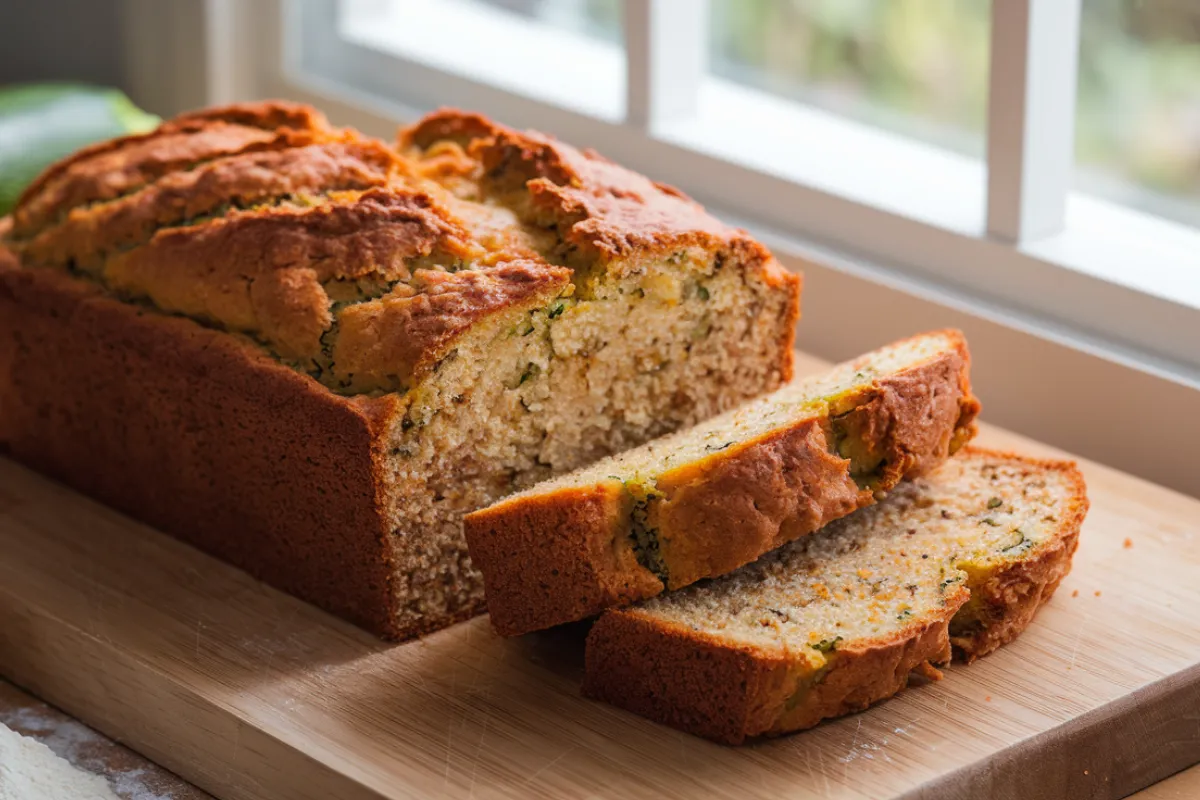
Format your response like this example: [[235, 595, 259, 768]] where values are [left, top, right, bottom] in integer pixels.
[[985, 0, 1082, 243], [623, 0, 707, 131]]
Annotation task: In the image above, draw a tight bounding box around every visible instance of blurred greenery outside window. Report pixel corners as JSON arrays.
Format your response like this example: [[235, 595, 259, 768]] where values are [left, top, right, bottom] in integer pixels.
[[1076, 0, 1199, 227], [469, 0, 1198, 228], [710, 1, 991, 158], [467, 0, 622, 42]]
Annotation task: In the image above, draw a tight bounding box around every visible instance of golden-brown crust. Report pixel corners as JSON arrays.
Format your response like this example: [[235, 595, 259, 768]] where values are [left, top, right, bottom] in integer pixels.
[[13, 100, 329, 233], [651, 420, 862, 588], [950, 448, 1088, 662], [466, 331, 978, 637], [400, 108, 501, 152], [401, 108, 785, 274], [98, 187, 481, 360], [169, 100, 330, 132], [761, 612, 959, 738], [332, 261, 571, 392], [655, 333, 976, 588], [582, 594, 964, 745], [481, 127, 749, 260], [583, 612, 794, 745], [582, 448, 1087, 744], [466, 484, 661, 637], [14, 124, 280, 236], [13, 103, 778, 397], [0, 256, 413, 638], [19, 135, 401, 272], [13, 117, 335, 239]]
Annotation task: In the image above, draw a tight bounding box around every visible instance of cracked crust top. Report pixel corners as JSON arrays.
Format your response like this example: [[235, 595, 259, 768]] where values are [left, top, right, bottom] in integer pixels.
[[400, 108, 795, 284], [2, 101, 796, 397]]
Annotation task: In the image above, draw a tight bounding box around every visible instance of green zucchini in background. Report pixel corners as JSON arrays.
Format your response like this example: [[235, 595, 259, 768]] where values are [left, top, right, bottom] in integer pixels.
[[0, 84, 160, 216]]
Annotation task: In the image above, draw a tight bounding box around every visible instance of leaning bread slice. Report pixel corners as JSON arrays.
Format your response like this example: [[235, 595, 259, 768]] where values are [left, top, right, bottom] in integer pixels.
[[466, 330, 980, 636], [583, 448, 1088, 744]]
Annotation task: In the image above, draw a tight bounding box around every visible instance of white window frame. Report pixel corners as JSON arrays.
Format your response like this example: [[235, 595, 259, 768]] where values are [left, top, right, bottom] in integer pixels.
[[122, 0, 1200, 497]]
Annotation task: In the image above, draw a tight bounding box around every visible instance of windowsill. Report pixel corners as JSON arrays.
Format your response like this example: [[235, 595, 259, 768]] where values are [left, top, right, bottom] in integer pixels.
[[1027, 195, 1200, 312], [659, 78, 986, 237]]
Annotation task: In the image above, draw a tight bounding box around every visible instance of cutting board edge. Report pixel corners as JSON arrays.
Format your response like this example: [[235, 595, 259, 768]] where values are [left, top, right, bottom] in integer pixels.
[[900, 661, 1200, 800]]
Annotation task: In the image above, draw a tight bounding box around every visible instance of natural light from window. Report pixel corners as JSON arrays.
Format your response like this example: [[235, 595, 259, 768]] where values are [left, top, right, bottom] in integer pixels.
[[338, 0, 625, 119], [1075, 0, 1200, 229], [468, 0, 621, 43], [708, 0, 991, 160]]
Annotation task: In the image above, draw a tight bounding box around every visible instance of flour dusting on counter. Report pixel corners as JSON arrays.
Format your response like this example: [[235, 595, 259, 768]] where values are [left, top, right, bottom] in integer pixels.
[[0, 721, 120, 799], [0, 682, 209, 800]]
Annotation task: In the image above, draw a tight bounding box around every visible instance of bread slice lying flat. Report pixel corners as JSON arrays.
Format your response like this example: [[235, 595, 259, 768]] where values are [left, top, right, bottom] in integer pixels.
[[466, 330, 980, 636], [583, 448, 1088, 744]]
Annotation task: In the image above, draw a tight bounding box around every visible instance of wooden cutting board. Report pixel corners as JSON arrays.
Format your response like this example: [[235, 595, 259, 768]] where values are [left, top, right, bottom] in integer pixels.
[[1, 376, 1198, 799]]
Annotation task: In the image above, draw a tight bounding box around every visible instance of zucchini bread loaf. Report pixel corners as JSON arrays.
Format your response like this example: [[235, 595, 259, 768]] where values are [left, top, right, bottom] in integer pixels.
[[466, 330, 979, 636], [0, 101, 801, 639], [584, 449, 1088, 744]]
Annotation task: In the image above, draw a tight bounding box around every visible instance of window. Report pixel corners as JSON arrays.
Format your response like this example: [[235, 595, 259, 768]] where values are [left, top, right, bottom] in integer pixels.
[[270, 0, 1199, 375], [464, 0, 621, 43], [333, 0, 626, 119], [1075, 0, 1200, 228], [709, 0, 991, 158]]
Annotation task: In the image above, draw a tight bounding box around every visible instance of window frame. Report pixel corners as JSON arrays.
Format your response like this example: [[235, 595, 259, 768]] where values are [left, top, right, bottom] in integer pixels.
[[123, 0, 1200, 497]]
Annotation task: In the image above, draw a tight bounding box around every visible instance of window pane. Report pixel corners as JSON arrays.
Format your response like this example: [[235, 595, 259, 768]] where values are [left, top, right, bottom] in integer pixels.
[[1076, 0, 1200, 228], [337, 0, 624, 120], [467, 0, 621, 44], [708, 0, 991, 157]]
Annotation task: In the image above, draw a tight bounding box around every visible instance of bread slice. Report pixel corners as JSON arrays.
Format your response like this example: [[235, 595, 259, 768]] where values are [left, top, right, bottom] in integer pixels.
[[465, 330, 980, 636], [0, 103, 800, 640], [583, 448, 1088, 744]]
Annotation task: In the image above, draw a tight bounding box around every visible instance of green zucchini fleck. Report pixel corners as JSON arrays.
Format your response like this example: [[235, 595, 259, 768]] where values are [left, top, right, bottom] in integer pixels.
[[939, 575, 963, 593], [811, 636, 842, 653], [1000, 528, 1033, 555], [626, 481, 668, 584], [518, 363, 540, 385]]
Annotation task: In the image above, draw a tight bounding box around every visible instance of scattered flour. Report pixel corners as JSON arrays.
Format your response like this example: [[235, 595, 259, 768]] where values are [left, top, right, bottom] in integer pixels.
[[0, 703, 187, 800], [0, 721, 120, 800]]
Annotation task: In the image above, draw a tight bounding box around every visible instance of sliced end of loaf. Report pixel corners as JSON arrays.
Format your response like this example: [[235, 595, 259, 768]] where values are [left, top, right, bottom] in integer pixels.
[[582, 448, 1087, 744], [383, 244, 799, 636]]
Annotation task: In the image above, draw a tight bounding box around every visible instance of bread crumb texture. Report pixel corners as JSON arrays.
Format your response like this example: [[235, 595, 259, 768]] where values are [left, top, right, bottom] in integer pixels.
[[466, 329, 979, 636], [0, 102, 801, 638], [583, 448, 1088, 744]]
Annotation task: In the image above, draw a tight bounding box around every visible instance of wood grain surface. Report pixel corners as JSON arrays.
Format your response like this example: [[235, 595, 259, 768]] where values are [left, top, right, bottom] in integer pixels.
[[0, 679, 210, 799], [0, 352, 1198, 800], [1132, 765, 1200, 800]]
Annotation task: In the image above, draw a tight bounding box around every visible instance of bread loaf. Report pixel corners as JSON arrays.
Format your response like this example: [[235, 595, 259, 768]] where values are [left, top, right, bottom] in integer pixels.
[[0, 102, 801, 639]]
